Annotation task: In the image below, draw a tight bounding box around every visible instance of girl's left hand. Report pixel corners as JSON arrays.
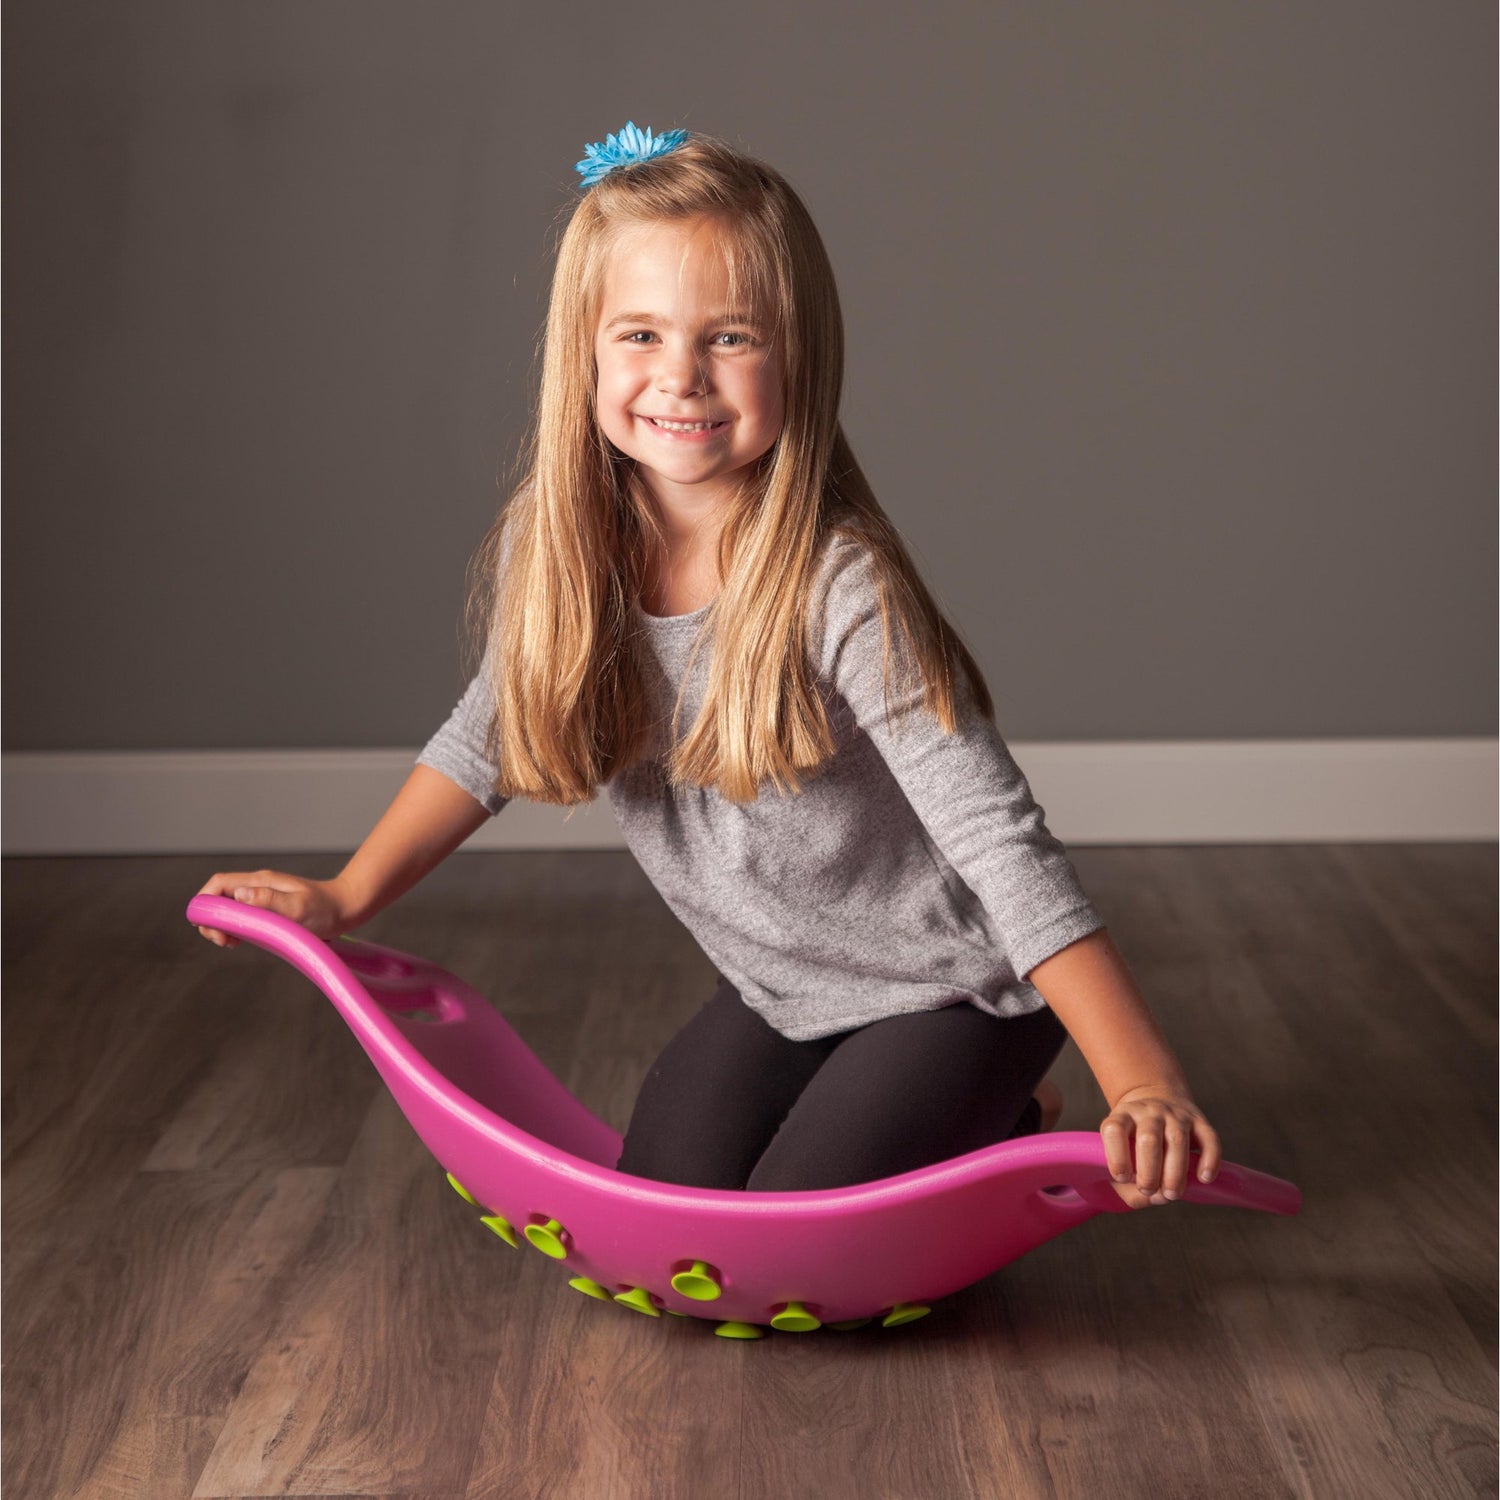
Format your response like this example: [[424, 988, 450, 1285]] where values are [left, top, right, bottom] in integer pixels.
[[1100, 1085, 1221, 1208]]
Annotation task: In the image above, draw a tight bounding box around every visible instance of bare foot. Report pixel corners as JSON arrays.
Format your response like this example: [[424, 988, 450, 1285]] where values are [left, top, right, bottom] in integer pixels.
[[1034, 1079, 1063, 1132]]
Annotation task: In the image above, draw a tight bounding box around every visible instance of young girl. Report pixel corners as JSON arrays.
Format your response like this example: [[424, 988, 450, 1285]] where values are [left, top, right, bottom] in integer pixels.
[[196, 122, 1220, 1210]]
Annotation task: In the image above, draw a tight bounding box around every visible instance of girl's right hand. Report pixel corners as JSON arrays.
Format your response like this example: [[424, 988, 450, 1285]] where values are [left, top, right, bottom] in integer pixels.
[[1100, 1084, 1221, 1208], [194, 869, 353, 947]]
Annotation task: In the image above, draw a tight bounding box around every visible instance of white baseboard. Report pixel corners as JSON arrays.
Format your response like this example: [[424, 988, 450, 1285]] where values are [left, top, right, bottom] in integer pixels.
[[1, 739, 1495, 855]]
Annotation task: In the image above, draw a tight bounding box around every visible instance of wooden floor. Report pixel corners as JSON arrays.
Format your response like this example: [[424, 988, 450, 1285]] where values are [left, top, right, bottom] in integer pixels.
[[3, 844, 1496, 1500]]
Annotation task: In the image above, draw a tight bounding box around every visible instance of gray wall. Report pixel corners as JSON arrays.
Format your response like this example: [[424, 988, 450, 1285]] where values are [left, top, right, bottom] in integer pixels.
[[5, 1, 1494, 753]]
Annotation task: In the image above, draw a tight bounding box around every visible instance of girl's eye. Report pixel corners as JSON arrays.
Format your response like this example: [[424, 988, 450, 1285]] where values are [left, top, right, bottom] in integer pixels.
[[618, 330, 755, 347]]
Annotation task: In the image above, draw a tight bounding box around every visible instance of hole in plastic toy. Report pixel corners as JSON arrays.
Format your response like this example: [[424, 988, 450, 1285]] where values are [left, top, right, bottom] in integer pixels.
[[340, 950, 415, 981], [370, 986, 452, 1024], [1037, 1184, 1084, 1205], [389, 1006, 444, 1024]]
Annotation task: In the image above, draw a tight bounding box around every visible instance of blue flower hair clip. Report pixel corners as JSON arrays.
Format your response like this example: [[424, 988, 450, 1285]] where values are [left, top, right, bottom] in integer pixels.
[[575, 121, 689, 187]]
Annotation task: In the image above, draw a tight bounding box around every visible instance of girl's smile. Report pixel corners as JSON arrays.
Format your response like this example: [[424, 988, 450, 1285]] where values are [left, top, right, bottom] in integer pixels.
[[638, 414, 732, 440]]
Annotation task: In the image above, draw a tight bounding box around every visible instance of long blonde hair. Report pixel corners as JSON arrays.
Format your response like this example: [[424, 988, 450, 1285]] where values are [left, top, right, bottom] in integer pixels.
[[463, 129, 995, 808]]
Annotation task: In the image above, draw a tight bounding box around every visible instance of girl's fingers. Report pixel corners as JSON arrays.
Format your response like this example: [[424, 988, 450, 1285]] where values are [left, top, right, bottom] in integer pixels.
[[233, 885, 297, 920], [194, 874, 239, 945], [194, 871, 269, 946], [1159, 1114, 1192, 1200], [1102, 1102, 1223, 1204], [1194, 1120, 1222, 1183], [196, 870, 258, 898], [1098, 1115, 1136, 1181], [230, 875, 306, 915], [1132, 1121, 1164, 1195]]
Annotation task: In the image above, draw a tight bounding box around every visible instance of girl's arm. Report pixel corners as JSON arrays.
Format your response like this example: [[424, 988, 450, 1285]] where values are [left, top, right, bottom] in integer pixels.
[[1026, 927, 1222, 1196], [195, 763, 493, 945], [331, 763, 494, 926]]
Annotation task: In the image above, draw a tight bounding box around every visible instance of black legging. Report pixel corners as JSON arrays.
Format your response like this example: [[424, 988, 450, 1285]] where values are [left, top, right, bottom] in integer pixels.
[[616, 975, 1069, 1192]]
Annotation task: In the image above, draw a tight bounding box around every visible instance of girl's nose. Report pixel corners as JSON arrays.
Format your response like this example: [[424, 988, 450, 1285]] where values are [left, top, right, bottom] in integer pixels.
[[656, 346, 710, 397]]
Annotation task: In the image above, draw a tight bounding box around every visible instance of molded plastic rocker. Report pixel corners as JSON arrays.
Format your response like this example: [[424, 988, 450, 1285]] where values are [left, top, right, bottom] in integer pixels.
[[187, 895, 1302, 1332]]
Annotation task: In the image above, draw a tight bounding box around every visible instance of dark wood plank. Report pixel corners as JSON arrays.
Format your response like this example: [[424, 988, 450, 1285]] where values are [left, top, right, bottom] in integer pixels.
[[192, 1096, 513, 1498], [18, 1163, 341, 1500]]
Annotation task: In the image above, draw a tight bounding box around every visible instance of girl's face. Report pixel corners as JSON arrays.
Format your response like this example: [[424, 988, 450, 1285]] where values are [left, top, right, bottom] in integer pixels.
[[593, 216, 785, 519]]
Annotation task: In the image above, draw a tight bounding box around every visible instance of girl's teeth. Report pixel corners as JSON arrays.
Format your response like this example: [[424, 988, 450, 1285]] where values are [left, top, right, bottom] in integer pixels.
[[651, 418, 721, 431]]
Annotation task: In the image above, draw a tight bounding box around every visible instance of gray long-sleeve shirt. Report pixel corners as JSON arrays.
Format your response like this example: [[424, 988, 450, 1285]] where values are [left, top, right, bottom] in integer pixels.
[[416, 531, 1105, 1040]]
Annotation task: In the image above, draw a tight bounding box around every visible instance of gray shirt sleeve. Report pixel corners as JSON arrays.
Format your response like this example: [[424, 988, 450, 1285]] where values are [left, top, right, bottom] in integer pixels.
[[813, 536, 1104, 981], [415, 646, 509, 817]]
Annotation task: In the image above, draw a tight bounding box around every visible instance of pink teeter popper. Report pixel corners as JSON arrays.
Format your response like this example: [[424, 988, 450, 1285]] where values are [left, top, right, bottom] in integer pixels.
[[186, 893, 1302, 1339]]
